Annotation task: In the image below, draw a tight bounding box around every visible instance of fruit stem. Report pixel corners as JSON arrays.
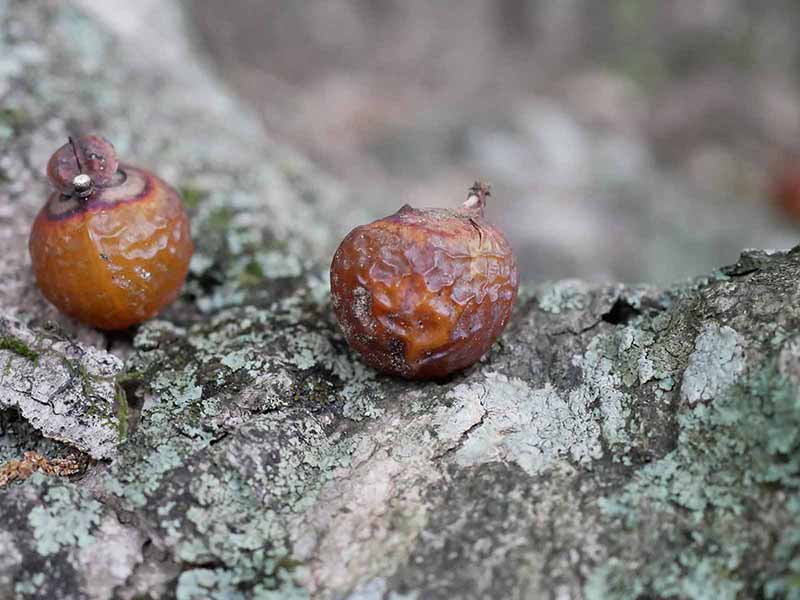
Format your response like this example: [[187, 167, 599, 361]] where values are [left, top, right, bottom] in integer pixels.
[[68, 136, 84, 174], [463, 181, 490, 213]]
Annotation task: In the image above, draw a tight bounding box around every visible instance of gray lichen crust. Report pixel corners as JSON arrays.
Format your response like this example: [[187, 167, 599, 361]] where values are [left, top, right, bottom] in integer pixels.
[[1, 1, 799, 599], [0, 317, 123, 460]]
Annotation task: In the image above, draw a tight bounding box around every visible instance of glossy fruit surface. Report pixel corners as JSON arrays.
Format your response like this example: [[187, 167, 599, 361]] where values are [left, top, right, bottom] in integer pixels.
[[330, 183, 518, 379], [29, 137, 193, 330]]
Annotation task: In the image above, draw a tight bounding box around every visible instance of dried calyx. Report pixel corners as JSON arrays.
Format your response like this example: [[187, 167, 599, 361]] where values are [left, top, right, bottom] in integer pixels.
[[47, 135, 120, 198], [462, 181, 491, 213]]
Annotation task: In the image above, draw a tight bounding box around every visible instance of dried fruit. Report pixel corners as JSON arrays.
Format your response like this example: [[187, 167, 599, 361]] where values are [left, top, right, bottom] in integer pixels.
[[771, 159, 800, 221], [29, 136, 194, 330], [330, 182, 519, 379]]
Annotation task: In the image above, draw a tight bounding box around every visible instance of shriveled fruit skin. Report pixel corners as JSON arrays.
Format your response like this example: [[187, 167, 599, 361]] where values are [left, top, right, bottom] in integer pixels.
[[29, 165, 193, 330], [330, 202, 518, 379]]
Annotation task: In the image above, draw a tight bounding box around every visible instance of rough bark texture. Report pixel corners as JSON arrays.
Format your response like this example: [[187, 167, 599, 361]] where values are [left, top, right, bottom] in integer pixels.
[[1, 2, 799, 599]]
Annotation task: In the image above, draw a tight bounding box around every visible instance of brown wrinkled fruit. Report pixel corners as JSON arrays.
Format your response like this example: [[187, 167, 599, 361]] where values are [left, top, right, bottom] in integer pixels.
[[29, 136, 193, 330], [330, 182, 519, 379]]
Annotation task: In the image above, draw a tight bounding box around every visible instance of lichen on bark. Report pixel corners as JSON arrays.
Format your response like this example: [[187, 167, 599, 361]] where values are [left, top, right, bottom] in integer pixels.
[[0, 1, 799, 599]]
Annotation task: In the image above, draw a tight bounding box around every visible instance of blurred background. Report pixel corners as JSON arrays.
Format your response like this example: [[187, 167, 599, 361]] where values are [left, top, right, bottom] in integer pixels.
[[187, 0, 800, 284]]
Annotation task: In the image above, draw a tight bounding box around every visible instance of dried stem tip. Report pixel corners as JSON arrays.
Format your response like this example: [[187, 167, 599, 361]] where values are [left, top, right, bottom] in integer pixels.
[[463, 181, 491, 212], [69, 136, 85, 173]]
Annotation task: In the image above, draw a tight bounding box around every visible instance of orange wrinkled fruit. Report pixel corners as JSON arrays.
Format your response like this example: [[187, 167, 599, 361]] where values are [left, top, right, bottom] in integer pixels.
[[29, 136, 193, 330]]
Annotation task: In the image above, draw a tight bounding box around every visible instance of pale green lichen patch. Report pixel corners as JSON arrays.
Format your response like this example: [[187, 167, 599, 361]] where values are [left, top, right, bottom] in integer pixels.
[[13, 573, 45, 598], [538, 280, 591, 314], [566, 295, 689, 464], [184, 184, 314, 314], [286, 330, 332, 371], [588, 361, 800, 598], [98, 290, 363, 595], [252, 250, 304, 280], [27, 475, 102, 557], [220, 350, 250, 372], [438, 372, 602, 475], [105, 438, 191, 508], [168, 466, 301, 587], [680, 323, 746, 406], [127, 298, 353, 429], [108, 410, 348, 597], [176, 566, 310, 600], [572, 335, 632, 453], [341, 394, 385, 421], [613, 326, 658, 386], [565, 322, 677, 462]]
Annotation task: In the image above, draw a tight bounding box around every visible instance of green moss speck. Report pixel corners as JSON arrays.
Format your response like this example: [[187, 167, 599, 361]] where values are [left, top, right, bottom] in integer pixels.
[[208, 206, 235, 230], [115, 383, 129, 442], [0, 336, 39, 362], [239, 259, 265, 286], [179, 186, 208, 210]]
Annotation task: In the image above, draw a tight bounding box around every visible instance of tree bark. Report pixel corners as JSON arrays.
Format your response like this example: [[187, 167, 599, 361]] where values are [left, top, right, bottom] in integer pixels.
[[0, 2, 798, 599]]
